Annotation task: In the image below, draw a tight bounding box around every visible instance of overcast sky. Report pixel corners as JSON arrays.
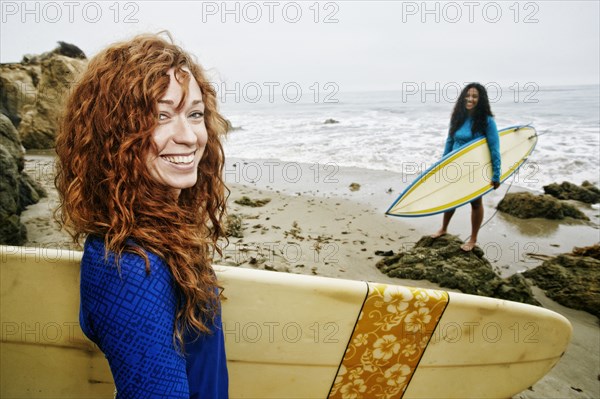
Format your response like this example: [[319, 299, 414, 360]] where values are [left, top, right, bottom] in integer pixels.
[[1, 1, 599, 92]]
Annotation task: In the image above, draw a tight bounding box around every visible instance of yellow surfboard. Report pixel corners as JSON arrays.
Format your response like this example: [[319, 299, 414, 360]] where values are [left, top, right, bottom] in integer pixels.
[[387, 125, 538, 217], [1, 245, 570, 398]]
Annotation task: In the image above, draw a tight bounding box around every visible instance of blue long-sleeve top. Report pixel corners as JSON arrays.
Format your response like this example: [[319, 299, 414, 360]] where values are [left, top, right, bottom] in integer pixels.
[[79, 235, 228, 399], [443, 116, 502, 183]]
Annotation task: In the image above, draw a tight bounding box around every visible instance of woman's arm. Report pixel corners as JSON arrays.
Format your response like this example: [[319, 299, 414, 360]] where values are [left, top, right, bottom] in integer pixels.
[[486, 117, 501, 184], [80, 241, 189, 399], [443, 132, 454, 157]]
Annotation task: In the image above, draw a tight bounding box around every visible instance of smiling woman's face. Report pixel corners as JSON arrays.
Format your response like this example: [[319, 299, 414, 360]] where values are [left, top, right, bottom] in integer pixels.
[[147, 67, 207, 198], [465, 87, 479, 113]]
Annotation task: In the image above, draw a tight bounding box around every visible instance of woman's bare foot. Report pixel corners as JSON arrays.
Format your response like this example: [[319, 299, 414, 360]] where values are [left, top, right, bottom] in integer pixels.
[[431, 230, 447, 238], [460, 241, 477, 252]]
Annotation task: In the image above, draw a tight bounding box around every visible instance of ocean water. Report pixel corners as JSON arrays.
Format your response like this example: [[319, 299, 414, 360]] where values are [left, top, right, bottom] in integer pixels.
[[220, 84, 600, 192]]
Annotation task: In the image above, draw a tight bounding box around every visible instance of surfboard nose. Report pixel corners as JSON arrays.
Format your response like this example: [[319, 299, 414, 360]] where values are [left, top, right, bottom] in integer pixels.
[[403, 292, 572, 399]]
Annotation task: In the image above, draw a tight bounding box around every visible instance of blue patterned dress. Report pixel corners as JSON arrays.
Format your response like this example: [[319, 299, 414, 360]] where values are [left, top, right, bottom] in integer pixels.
[[79, 235, 228, 398]]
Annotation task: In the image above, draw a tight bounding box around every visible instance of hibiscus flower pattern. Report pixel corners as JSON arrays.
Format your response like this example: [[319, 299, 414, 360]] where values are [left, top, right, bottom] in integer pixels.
[[329, 284, 448, 398]]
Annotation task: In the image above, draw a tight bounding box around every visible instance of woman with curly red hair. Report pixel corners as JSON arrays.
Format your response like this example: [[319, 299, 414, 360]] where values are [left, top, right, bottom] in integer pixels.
[[55, 33, 229, 398]]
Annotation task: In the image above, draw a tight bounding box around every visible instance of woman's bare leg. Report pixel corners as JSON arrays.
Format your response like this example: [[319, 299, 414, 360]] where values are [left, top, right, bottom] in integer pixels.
[[461, 197, 483, 251], [432, 209, 455, 238]]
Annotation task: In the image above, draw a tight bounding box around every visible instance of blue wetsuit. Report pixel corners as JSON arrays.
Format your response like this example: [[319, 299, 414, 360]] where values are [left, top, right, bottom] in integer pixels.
[[443, 116, 501, 183], [79, 235, 228, 399]]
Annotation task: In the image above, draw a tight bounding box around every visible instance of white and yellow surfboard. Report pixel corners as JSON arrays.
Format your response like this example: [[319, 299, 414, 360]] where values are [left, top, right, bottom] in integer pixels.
[[387, 125, 538, 217], [1, 245, 570, 398]]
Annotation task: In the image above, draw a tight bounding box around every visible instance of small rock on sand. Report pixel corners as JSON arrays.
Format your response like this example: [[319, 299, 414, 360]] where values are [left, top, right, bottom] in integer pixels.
[[234, 196, 271, 207]]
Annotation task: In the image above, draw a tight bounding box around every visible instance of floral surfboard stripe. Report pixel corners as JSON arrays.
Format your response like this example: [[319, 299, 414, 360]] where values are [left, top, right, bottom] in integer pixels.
[[328, 284, 449, 399]]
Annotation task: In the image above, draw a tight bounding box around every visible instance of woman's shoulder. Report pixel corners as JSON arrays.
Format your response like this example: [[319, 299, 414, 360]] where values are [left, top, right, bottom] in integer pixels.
[[81, 235, 171, 283], [486, 115, 498, 129]]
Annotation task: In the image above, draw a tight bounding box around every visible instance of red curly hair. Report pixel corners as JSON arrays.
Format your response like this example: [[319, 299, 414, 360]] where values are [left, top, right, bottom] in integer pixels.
[[55, 32, 228, 351]]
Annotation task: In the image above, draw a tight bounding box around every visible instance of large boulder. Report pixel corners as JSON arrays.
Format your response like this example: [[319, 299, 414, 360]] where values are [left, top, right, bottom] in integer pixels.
[[0, 42, 87, 149], [0, 145, 24, 243], [0, 113, 46, 245], [376, 235, 539, 305], [543, 181, 600, 204], [0, 63, 40, 128], [0, 112, 25, 170], [524, 244, 600, 318], [497, 192, 588, 220]]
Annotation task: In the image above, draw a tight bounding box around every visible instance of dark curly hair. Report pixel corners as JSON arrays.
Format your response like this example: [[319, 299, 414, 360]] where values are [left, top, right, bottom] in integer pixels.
[[449, 82, 494, 137], [55, 32, 228, 352]]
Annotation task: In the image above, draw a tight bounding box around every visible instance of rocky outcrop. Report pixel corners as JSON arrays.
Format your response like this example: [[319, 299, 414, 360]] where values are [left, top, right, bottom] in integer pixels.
[[0, 113, 46, 245], [0, 42, 87, 149], [225, 119, 242, 132], [21, 41, 86, 64], [49, 41, 86, 60], [497, 192, 589, 220], [524, 244, 600, 318], [376, 235, 539, 305], [0, 63, 38, 128], [543, 181, 600, 204]]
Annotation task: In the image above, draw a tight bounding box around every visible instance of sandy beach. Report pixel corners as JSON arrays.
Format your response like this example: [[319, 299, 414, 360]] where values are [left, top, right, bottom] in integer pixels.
[[20, 153, 600, 398]]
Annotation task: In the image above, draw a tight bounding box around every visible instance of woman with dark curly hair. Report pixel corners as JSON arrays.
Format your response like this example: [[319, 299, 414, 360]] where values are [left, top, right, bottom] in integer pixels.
[[431, 83, 501, 252], [55, 33, 229, 398]]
